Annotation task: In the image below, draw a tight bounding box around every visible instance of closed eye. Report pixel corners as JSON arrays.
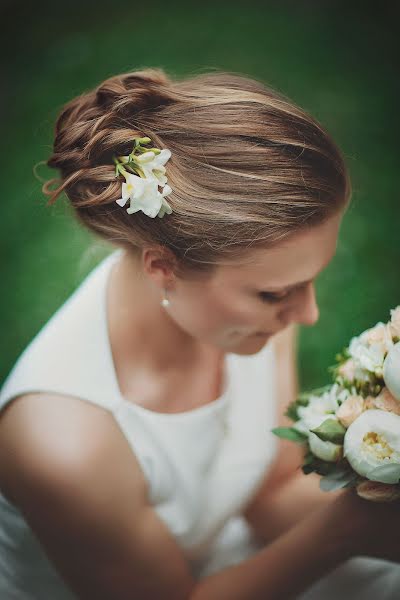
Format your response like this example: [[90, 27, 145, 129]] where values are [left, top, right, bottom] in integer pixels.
[[259, 281, 310, 303], [259, 290, 290, 303]]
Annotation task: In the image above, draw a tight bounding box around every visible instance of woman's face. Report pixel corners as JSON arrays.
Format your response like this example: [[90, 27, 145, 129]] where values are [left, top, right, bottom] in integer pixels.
[[164, 211, 344, 354]]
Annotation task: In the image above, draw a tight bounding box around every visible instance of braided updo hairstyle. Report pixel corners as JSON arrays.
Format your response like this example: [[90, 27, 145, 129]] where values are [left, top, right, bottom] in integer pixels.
[[43, 67, 351, 280]]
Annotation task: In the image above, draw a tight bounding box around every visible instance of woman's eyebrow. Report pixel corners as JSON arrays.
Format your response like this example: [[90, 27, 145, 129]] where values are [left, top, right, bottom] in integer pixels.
[[266, 279, 311, 292], [264, 243, 335, 292], [271, 279, 312, 292], [267, 253, 336, 292]]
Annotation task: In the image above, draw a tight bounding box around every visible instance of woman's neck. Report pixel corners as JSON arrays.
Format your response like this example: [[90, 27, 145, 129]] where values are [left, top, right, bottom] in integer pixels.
[[107, 250, 222, 374]]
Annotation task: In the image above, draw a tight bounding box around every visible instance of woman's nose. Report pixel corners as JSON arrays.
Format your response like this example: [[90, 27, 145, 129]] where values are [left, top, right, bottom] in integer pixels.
[[292, 282, 320, 326]]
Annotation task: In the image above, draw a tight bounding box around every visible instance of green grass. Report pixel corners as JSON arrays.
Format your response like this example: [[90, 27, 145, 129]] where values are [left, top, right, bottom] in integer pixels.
[[1, 1, 398, 391]]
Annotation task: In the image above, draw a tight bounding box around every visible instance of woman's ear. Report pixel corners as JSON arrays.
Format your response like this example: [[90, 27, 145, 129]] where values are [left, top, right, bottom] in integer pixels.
[[141, 245, 178, 289]]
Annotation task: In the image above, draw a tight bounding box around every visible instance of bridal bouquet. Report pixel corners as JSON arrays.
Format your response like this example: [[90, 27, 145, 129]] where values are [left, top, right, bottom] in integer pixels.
[[272, 306, 400, 502]]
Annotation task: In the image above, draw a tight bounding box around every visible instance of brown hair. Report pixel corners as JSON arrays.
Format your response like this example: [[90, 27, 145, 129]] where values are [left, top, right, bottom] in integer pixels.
[[42, 67, 351, 280]]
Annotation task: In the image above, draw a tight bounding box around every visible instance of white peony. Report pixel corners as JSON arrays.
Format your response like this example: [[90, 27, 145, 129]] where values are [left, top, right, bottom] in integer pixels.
[[383, 341, 400, 401], [343, 409, 400, 484]]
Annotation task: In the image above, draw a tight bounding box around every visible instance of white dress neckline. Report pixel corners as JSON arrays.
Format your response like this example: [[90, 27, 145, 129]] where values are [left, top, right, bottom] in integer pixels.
[[101, 250, 231, 419]]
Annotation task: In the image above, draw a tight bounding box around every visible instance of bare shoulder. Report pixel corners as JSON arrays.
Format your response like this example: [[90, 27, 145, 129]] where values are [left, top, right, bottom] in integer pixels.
[[0, 391, 148, 505], [0, 392, 193, 598]]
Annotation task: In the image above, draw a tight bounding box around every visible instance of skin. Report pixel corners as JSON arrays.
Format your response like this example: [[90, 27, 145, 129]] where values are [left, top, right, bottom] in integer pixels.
[[108, 210, 345, 386]]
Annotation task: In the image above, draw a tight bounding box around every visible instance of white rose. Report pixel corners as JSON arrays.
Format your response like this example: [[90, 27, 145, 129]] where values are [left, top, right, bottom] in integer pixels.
[[336, 394, 365, 428], [343, 409, 400, 484], [363, 322, 394, 353]]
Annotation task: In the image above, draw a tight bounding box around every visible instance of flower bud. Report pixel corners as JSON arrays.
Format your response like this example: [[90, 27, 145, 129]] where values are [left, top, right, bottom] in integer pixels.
[[309, 432, 343, 462], [356, 480, 400, 502]]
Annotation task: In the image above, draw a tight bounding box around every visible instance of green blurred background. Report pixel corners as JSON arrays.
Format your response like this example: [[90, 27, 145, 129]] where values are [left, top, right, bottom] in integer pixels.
[[1, 0, 398, 391]]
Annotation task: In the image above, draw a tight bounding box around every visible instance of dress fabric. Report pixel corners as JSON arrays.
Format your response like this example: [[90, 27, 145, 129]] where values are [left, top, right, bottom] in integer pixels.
[[0, 248, 399, 599]]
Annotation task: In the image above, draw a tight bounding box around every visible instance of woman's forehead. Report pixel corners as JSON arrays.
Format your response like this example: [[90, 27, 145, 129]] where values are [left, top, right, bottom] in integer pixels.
[[215, 215, 342, 288]]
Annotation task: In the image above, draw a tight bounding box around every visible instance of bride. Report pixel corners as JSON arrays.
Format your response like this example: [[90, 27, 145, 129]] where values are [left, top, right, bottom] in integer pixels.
[[0, 67, 399, 599]]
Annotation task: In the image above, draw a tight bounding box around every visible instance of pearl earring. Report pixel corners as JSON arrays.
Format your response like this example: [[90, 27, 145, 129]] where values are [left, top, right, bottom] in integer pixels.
[[161, 288, 170, 307]]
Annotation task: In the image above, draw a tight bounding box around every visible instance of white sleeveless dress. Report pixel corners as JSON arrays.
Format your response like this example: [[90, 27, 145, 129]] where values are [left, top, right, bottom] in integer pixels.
[[0, 249, 399, 599]]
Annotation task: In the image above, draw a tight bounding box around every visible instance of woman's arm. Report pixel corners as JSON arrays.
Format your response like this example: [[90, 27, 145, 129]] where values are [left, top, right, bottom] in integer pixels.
[[244, 468, 344, 545], [192, 492, 353, 600], [243, 323, 343, 544]]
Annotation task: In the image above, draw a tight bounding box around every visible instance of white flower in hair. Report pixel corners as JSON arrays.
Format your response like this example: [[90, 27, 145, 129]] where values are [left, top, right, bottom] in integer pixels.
[[128, 149, 172, 186], [113, 137, 173, 219], [116, 172, 172, 219]]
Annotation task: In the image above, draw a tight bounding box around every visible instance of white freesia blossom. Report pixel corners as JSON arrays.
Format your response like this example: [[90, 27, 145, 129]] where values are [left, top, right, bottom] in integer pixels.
[[121, 149, 172, 186], [293, 385, 349, 462], [347, 322, 394, 378], [383, 341, 400, 401], [116, 172, 172, 218], [343, 409, 400, 484], [337, 357, 371, 385], [348, 335, 386, 378], [114, 139, 173, 219], [293, 384, 349, 436]]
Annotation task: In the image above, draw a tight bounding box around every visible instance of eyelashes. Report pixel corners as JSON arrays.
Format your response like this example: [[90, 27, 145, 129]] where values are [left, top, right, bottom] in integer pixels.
[[259, 291, 289, 303], [259, 282, 309, 303]]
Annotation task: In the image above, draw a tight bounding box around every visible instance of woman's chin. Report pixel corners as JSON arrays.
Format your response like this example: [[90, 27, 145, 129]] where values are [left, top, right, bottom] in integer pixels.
[[228, 331, 271, 352]]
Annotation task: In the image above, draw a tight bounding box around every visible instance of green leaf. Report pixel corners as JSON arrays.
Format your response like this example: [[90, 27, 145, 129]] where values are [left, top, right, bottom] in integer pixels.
[[319, 470, 359, 492], [310, 418, 346, 444], [271, 427, 308, 443], [302, 463, 317, 475], [302, 450, 314, 465], [284, 385, 335, 422], [315, 461, 339, 476], [285, 402, 300, 421], [285, 393, 312, 421]]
